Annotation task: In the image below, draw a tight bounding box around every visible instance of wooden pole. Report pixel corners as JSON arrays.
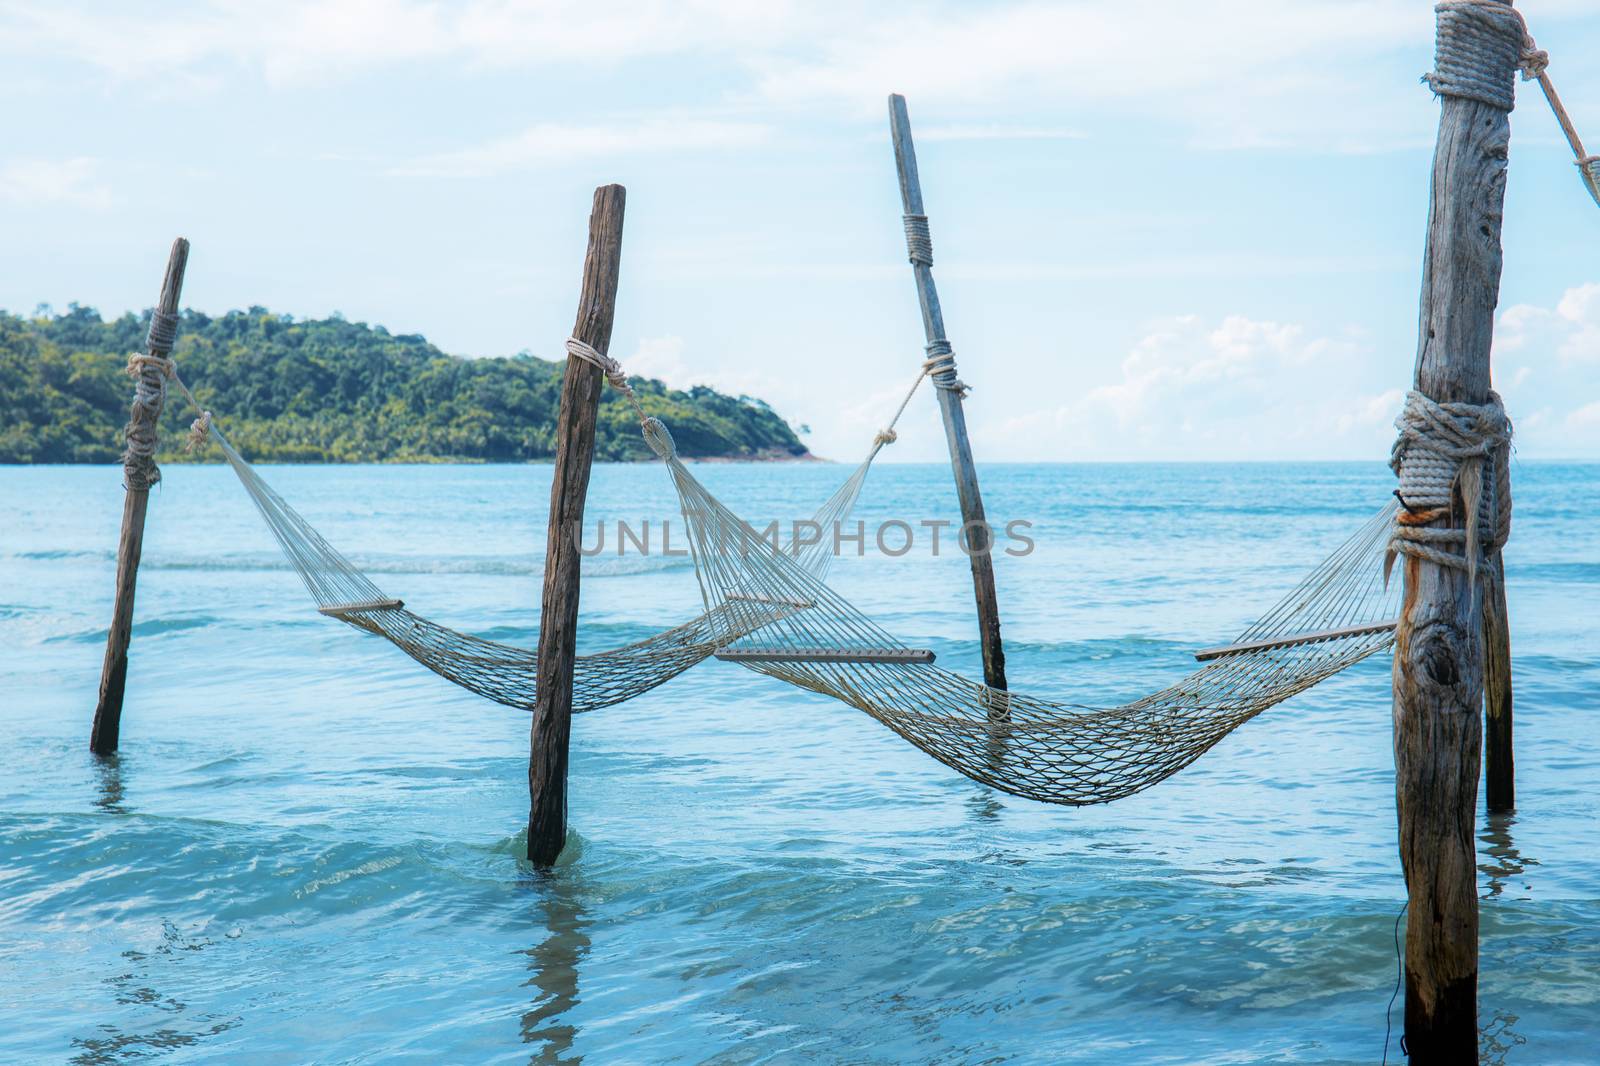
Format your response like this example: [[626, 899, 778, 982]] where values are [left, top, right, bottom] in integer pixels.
[[1483, 551, 1514, 811], [527, 185, 626, 867], [91, 238, 189, 755], [1395, 4, 1518, 1054], [887, 94, 1007, 692]]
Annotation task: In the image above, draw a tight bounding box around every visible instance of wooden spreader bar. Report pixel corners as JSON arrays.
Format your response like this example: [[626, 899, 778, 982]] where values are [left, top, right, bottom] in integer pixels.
[[1193, 620, 1398, 662], [318, 598, 405, 616], [716, 646, 936, 665]]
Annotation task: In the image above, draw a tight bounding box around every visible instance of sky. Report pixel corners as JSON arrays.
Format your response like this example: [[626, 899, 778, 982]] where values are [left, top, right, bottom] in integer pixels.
[[2, 0, 1598, 462]]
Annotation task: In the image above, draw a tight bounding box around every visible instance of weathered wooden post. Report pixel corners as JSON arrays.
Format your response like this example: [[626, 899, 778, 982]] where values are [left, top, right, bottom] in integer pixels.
[[1483, 556, 1514, 811], [528, 185, 626, 866], [92, 238, 189, 755], [1392, 1, 1525, 1055], [887, 94, 1007, 692]]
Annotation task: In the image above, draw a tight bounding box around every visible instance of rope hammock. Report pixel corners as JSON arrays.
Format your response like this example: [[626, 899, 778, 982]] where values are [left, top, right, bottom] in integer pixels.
[[147, 351, 912, 715], [634, 413, 1405, 805]]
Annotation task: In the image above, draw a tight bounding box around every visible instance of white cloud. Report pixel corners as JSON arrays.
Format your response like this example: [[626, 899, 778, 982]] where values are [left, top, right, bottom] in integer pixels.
[[0, 0, 816, 87], [0, 157, 112, 209], [0, 0, 1536, 150], [1492, 284, 1600, 454], [1566, 400, 1600, 429], [1498, 283, 1600, 366], [984, 313, 1390, 460], [624, 335, 694, 387], [391, 118, 771, 177]]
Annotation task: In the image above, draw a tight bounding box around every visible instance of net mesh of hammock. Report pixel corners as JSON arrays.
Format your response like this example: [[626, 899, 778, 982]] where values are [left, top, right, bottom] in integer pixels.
[[205, 422, 883, 713], [640, 416, 1401, 806]]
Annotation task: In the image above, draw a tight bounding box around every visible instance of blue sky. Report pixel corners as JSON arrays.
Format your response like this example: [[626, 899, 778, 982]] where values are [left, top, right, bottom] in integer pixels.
[[2, 0, 1597, 461]]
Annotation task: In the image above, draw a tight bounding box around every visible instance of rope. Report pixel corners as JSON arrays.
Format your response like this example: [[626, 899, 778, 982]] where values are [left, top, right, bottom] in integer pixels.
[[146, 310, 180, 354], [1527, 56, 1600, 210], [903, 214, 933, 266], [1386, 389, 1512, 588], [922, 341, 970, 399], [870, 360, 944, 454], [564, 337, 649, 423], [1427, 1, 1599, 210], [121, 351, 174, 490], [1424, 0, 1533, 111], [166, 369, 213, 454]]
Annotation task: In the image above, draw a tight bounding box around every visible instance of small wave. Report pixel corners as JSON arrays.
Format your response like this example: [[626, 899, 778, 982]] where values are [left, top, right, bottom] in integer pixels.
[[44, 615, 223, 644], [13, 548, 113, 561]]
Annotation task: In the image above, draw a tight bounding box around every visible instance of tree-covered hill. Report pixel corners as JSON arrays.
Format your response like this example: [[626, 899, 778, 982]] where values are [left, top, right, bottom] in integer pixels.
[[0, 305, 811, 464]]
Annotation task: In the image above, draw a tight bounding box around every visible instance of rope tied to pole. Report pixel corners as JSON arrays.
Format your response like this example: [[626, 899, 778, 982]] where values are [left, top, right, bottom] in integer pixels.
[[147, 309, 180, 354], [1423, 0, 1532, 111], [1427, 1, 1600, 210], [564, 337, 648, 423], [1386, 389, 1512, 589], [121, 351, 175, 490], [903, 214, 933, 266], [923, 341, 970, 398]]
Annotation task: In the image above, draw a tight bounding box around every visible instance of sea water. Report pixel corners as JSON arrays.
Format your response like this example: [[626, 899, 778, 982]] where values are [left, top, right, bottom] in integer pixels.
[[1, 460, 1596, 1064]]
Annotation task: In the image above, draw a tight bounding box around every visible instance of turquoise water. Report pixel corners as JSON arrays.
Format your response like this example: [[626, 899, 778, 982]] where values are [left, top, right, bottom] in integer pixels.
[[2, 460, 1597, 1064]]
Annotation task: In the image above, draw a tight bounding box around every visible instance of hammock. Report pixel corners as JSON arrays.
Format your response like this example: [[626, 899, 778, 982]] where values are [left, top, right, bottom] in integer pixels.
[[641, 416, 1400, 806], [195, 396, 893, 714]]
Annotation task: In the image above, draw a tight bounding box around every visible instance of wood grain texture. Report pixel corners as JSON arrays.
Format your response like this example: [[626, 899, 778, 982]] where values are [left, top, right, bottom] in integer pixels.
[[91, 237, 189, 755], [1395, 22, 1515, 1052], [1482, 551, 1514, 812], [887, 94, 1007, 693], [527, 185, 625, 867]]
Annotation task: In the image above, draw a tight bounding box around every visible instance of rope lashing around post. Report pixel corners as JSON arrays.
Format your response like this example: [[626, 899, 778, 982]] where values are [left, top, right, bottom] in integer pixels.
[[1427, 0, 1600, 210], [903, 214, 933, 266], [1424, 0, 1532, 111], [564, 337, 650, 423], [923, 341, 970, 398], [1386, 389, 1512, 589], [147, 309, 180, 353], [121, 351, 174, 490]]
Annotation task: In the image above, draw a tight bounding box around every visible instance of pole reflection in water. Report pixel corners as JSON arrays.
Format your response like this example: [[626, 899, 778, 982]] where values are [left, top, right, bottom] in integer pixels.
[[521, 874, 591, 1065], [93, 753, 128, 815], [1478, 812, 1538, 899]]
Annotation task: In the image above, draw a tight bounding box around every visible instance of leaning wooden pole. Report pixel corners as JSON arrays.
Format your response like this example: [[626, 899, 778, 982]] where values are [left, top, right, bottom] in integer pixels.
[[91, 237, 190, 755], [527, 185, 626, 867], [1394, 1, 1523, 1055], [887, 94, 1007, 692]]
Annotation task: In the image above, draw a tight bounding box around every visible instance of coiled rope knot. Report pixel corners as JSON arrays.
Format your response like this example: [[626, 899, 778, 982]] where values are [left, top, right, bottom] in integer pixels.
[[873, 427, 898, 449], [1386, 389, 1512, 588], [121, 351, 177, 489], [186, 410, 212, 453], [147, 310, 180, 354], [903, 214, 933, 266], [922, 341, 970, 399], [1424, 0, 1543, 111], [565, 336, 649, 425]]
